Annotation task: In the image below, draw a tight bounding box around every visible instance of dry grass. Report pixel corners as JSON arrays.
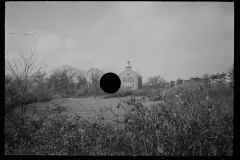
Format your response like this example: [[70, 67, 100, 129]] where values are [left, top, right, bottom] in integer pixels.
[[5, 82, 233, 155]]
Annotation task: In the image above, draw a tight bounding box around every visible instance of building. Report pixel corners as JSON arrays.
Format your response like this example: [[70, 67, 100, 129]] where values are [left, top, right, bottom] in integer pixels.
[[224, 72, 231, 83], [183, 79, 192, 84], [190, 76, 203, 83], [210, 72, 230, 84], [173, 72, 231, 87], [118, 61, 142, 90]]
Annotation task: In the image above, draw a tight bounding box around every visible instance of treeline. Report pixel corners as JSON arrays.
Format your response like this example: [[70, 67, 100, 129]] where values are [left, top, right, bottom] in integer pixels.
[[46, 65, 105, 98], [5, 65, 106, 108], [5, 46, 107, 126], [5, 42, 234, 115]]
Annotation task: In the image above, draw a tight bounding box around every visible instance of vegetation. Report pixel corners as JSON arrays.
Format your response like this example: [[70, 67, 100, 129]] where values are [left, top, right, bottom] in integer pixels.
[[228, 64, 234, 88], [5, 41, 49, 126], [5, 76, 233, 155], [5, 43, 233, 155]]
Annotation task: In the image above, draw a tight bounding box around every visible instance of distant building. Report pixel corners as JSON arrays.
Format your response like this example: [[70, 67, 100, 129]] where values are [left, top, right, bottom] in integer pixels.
[[224, 72, 231, 83], [118, 61, 142, 90], [183, 79, 192, 84], [190, 76, 203, 83], [210, 72, 229, 84], [179, 72, 231, 86]]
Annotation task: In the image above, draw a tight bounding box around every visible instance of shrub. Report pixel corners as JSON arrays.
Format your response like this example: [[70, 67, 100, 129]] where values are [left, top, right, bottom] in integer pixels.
[[5, 81, 233, 156], [148, 95, 162, 101], [132, 89, 148, 97], [104, 90, 132, 99]]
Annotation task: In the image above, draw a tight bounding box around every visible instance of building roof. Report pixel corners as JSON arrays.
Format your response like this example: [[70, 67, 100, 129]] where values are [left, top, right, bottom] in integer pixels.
[[191, 77, 202, 81], [118, 69, 142, 77], [118, 61, 142, 78], [183, 79, 192, 82], [210, 73, 226, 80], [118, 62, 142, 78]]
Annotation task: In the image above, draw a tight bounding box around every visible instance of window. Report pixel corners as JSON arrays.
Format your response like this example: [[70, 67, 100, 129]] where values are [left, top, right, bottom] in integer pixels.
[[123, 78, 125, 82], [133, 84, 134, 89], [130, 77, 132, 82], [133, 77, 134, 82], [128, 77, 129, 82]]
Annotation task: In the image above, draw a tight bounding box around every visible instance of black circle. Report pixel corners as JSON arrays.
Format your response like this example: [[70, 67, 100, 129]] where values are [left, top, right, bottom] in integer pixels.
[[100, 72, 121, 94]]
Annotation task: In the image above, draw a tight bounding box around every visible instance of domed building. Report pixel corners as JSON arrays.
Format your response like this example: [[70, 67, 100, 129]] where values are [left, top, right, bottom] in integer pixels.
[[118, 61, 142, 90]]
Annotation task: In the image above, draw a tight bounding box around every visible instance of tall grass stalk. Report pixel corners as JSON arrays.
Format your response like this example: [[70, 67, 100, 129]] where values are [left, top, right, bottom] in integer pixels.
[[5, 82, 233, 155]]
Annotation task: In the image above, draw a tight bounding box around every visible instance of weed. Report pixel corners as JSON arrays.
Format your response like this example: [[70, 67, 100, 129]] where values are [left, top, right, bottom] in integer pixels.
[[5, 82, 233, 155]]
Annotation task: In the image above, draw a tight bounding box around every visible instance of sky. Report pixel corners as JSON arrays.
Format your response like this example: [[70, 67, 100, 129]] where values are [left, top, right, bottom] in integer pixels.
[[5, 2, 234, 83]]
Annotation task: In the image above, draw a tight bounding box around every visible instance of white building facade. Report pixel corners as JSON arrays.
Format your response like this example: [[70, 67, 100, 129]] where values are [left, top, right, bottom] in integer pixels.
[[118, 61, 142, 90]]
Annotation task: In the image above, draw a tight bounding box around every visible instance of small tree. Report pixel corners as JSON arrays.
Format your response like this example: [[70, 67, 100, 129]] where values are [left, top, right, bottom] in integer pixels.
[[142, 82, 152, 90], [47, 65, 78, 95], [76, 69, 88, 89], [146, 75, 166, 99], [32, 71, 49, 99], [46, 69, 62, 91], [201, 73, 211, 88], [60, 65, 78, 95], [201, 73, 208, 79], [5, 41, 47, 126], [147, 75, 166, 89], [176, 77, 183, 85], [86, 68, 104, 96], [5, 74, 12, 84]]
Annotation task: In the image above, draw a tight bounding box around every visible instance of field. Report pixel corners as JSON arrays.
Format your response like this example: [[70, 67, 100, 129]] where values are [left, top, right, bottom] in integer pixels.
[[5, 83, 233, 156], [23, 97, 162, 122]]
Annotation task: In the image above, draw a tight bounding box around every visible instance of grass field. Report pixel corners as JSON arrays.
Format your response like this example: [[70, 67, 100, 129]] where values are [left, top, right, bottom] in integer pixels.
[[23, 97, 162, 122], [6, 83, 233, 155]]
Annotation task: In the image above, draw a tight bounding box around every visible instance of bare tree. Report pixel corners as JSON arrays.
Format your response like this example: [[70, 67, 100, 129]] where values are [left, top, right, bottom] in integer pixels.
[[5, 41, 47, 126], [176, 77, 183, 85], [5, 74, 12, 84], [55, 65, 78, 95], [201, 73, 208, 79], [46, 68, 63, 91], [147, 75, 166, 89], [86, 68, 104, 96], [76, 69, 87, 88], [86, 68, 104, 87], [32, 71, 47, 96], [146, 75, 167, 99]]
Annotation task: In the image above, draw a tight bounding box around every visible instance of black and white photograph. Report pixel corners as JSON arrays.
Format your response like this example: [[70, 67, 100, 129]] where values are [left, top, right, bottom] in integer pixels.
[[5, 2, 233, 156]]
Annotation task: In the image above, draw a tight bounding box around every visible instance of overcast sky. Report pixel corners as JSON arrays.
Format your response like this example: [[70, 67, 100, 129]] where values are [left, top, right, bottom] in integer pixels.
[[5, 2, 234, 83]]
